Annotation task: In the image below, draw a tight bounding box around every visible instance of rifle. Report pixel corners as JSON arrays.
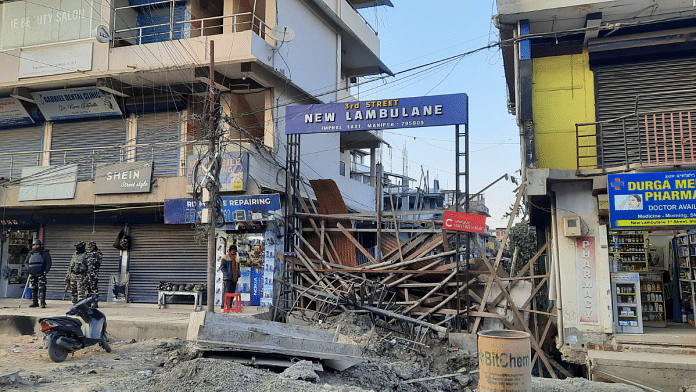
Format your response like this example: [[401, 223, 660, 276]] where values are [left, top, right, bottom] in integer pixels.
[[63, 283, 69, 301]]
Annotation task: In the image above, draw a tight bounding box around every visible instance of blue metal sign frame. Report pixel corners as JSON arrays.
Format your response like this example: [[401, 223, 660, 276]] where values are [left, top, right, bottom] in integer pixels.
[[285, 93, 468, 134], [609, 170, 696, 228]]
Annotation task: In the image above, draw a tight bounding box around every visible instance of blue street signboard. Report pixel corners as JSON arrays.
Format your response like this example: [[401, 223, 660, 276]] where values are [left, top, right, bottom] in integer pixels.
[[164, 194, 281, 224], [609, 170, 696, 228], [285, 93, 468, 134]]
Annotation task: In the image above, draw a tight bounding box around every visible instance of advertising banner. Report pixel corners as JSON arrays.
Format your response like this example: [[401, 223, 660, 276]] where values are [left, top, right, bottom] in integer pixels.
[[443, 210, 486, 233], [576, 237, 600, 325], [609, 170, 696, 228], [164, 194, 282, 224], [285, 93, 468, 134], [31, 87, 121, 120], [1, 1, 100, 50], [95, 162, 153, 194], [187, 152, 248, 192], [0, 98, 34, 127]]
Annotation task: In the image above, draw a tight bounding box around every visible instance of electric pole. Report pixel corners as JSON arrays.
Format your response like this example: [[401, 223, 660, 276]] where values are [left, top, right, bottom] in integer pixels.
[[206, 40, 218, 312]]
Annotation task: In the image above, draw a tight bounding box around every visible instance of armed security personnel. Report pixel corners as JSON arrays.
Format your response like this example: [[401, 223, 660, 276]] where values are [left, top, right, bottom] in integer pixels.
[[85, 241, 103, 308], [25, 239, 52, 308], [65, 241, 89, 304]]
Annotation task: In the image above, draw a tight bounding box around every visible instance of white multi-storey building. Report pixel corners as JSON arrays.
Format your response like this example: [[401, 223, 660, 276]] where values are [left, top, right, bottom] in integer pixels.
[[0, 0, 391, 303]]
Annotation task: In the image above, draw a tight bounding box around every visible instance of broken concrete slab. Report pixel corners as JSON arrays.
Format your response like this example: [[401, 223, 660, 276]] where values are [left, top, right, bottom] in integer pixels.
[[188, 311, 366, 371], [531, 377, 642, 391]]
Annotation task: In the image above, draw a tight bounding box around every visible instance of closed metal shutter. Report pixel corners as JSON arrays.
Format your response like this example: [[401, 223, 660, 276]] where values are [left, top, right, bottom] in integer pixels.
[[594, 56, 696, 168], [43, 224, 123, 301], [0, 125, 43, 181], [50, 118, 128, 179], [127, 224, 207, 302], [136, 112, 181, 177]]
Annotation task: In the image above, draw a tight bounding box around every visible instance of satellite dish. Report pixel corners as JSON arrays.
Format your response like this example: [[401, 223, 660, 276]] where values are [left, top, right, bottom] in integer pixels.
[[95, 25, 111, 43], [271, 25, 295, 43]]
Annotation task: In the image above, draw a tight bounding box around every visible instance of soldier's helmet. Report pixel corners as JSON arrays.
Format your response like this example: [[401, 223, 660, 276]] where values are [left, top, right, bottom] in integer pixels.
[[74, 241, 86, 248], [32, 239, 42, 246], [87, 241, 97, 248]]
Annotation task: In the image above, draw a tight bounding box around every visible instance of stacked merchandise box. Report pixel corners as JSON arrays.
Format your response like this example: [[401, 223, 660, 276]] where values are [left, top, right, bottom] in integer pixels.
[[213, 232, 228, 307], [261, 230, 277, 307], [237, 268, 251, 305]]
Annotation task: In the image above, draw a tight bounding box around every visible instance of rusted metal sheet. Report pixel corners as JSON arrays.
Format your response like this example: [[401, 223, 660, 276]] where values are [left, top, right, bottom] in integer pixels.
[[308, 179, 357, 267]]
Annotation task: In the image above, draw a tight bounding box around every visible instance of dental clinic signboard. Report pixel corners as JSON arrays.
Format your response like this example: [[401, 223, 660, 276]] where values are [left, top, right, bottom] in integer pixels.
[[285, 93, 468, 134], [609, 170, 696, 228], [31, 87, 121, 121]]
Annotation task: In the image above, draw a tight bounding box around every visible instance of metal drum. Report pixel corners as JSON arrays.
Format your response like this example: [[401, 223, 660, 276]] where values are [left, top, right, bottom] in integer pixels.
[[477, 330, 532, 392]]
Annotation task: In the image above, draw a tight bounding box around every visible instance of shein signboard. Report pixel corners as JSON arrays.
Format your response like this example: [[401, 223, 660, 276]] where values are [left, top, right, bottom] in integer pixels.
[[95, 162, 153, 194]]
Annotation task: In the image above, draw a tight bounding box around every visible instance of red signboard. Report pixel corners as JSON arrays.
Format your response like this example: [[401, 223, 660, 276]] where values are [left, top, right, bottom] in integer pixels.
[[443, 211, 486, 233]]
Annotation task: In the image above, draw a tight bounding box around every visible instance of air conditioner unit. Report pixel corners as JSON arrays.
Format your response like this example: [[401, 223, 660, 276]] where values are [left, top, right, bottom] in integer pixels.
[[233, 210, 247, 221], [562, 216, 582, 237]]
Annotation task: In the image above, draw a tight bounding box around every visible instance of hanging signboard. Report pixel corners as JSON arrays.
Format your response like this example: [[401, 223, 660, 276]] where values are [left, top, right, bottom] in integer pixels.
[[19, 164, 78, 201], [443, 210, 486, 233], [94, 162, 153, 194], [31, 87, 121, 121], [285, 93, 468, 134], [186, 152, 249, 193], [0, 98, 34, 127], [164, 194, 282, 224], [608, 170, 696, 228]]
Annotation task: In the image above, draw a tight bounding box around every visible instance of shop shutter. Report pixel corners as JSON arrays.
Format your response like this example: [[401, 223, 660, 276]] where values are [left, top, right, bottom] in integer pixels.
[[127, 224, 207, 302], [0, 125, 43, 181], [42, 224, 123, 301], [593, 56, 696, 168], [135, 112, 181, 177], [50, 118, 129, 180]]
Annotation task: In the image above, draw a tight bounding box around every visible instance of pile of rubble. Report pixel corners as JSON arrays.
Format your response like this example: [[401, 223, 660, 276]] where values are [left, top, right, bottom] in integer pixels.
[[277, 181, 568, 377]]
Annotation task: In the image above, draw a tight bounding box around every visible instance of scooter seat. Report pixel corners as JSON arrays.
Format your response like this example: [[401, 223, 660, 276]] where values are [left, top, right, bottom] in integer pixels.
[[39, 316, 82, 326]]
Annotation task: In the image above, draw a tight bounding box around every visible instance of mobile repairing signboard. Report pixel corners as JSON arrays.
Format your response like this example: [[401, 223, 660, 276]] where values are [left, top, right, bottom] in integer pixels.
[[285, 93, 468, 134], [608, 170, 696, 228], [443, 210, 486, 234]]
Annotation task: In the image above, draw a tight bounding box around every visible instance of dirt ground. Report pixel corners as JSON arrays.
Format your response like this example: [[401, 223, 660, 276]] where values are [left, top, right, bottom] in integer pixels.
[[0, 314, 478, 392]]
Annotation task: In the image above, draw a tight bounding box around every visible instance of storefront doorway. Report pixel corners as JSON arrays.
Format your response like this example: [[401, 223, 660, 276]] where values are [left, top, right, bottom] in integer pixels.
[[608, 229, 696, 334]]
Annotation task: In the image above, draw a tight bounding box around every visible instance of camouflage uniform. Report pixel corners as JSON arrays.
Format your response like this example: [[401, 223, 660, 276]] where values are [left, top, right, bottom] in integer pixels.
[[65, 243, 89, 304], [85, 242, 103, 304]]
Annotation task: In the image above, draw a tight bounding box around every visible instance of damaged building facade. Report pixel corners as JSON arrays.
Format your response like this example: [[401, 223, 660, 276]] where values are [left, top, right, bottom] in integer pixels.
[[496, 0, 696, 388]]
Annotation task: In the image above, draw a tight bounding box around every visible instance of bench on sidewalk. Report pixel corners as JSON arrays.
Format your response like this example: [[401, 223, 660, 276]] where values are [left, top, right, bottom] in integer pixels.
[[157, 290, 202, 311]]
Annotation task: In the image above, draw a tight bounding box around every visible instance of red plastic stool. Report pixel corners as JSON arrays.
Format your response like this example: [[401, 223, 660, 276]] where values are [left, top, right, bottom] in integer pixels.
[[223, 293, 241, 313]]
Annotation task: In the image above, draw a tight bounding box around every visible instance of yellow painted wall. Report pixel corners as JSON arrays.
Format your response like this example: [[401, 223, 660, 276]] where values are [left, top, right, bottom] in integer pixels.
[[532, 51, 596, 169]]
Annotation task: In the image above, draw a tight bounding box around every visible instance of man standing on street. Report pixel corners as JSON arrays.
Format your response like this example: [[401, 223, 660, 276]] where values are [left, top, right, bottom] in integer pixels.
[[65, 241, 88, 304], [85, 241, 103, 308], [218, 245, 239, 309], [25, 239, 51, 308]]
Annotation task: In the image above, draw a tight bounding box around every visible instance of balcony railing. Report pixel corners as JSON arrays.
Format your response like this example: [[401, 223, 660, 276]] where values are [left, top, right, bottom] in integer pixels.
[[113, 1, 271, 46], [0, 142, 183, 183], [575, 108, 696, 172]]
